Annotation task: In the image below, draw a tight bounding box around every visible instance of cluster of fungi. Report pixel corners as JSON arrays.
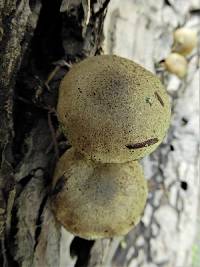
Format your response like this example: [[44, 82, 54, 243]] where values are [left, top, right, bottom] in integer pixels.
[[51, 55, 171, 240], [164, 27, 198, 78]]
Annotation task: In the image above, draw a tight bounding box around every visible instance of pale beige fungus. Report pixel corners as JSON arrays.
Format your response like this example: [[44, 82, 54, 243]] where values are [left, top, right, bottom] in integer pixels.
[[165, 53, 187, 78], [173, 28, 198, 56]]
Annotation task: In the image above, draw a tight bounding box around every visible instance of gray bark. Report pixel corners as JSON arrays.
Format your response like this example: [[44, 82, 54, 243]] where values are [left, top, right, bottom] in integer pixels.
[[104, 1, 200, 267]]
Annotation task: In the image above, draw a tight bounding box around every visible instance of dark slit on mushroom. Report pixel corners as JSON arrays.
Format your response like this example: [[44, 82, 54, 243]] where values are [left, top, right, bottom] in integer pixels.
[[126, 138, 159, 149]]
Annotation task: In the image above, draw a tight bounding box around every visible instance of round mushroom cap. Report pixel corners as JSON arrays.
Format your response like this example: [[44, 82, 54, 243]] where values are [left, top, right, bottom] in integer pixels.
[[57, 55, 171, 163], [173, 28, 197, 56], [51, 148, 148, 240], [165, 53, 187, 78]]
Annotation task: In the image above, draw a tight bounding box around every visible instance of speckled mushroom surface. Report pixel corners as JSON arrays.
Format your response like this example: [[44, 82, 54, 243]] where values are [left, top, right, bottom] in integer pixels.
[[51, 148, 148, 239], [57, 55, 171, 163]]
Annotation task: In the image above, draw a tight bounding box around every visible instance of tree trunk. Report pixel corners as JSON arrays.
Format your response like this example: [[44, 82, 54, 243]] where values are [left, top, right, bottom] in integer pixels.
[[0, 0, 199, 267]]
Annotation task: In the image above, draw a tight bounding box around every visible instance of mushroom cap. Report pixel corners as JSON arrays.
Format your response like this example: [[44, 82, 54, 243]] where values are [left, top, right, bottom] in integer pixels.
[[165, 53, 187, 78], [57, 55, 171, 163], [173, 28, 197, 56], [51, 148, 148, 240]]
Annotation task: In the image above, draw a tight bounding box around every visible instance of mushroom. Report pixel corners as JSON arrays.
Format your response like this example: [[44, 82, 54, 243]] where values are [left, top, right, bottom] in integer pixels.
[[164, 53, 187, 78], [172, 28, 198, 56], [51, 148, 148, 239], [52, 55, 171, 239], [57, 55, 171, 163]]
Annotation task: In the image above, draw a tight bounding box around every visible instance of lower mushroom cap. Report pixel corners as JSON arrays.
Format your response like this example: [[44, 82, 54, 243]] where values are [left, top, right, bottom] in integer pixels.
[[51, 149, 148, 239]]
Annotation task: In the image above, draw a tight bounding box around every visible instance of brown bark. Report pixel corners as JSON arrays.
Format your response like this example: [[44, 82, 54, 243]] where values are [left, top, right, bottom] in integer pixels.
[[0, 1, 109, 266]]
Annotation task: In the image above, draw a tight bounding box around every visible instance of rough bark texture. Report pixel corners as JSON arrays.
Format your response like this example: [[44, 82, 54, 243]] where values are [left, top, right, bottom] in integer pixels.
[[0, 0, 199, 267], [0, 0, 109, 266]]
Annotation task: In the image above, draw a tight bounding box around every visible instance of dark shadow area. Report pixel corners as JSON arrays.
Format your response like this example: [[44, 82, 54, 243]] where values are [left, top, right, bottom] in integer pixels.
[[70, 237, 95, 267]]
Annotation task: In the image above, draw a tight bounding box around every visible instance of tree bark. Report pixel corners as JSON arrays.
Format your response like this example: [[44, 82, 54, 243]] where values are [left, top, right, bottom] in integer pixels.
[[0, 0, 199, 267], [0, 1, 109, 266]]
